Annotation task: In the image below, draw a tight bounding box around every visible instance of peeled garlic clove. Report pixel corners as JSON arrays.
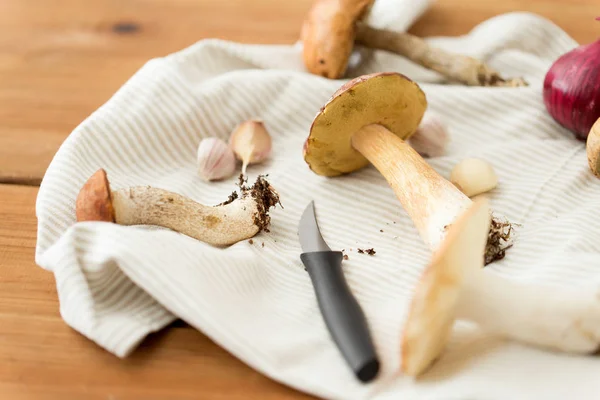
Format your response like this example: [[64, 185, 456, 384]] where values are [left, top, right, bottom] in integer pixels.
[[197, 137, 237, 181], [408, 111, 449, 158], [450, 158, 498, 197], [229, 119, 272, 175]]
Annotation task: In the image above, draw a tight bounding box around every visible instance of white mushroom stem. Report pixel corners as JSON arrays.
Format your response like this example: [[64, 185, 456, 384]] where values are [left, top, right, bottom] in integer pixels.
[[111, 187, 262, 247], [352, 124, 471, 250], [456, 272, 600, 353]]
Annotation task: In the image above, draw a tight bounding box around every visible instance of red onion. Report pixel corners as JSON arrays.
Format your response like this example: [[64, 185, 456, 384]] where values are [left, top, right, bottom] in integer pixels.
[[543, 39, 600, 141]]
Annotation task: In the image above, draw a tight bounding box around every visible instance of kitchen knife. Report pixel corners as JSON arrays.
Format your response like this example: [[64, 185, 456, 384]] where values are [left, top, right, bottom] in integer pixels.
[[298, 201, 380, 383]]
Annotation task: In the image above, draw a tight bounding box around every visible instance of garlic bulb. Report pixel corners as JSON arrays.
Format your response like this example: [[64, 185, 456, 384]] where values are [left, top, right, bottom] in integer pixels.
[[229, 119, 272, 175], [408, 111, 449, 158], [197, 137, 237, 181]]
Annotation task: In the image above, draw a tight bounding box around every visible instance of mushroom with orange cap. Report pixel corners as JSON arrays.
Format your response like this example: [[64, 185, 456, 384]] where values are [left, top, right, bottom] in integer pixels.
[[301, 0, 526, 86], [75, 169, 280, 246]]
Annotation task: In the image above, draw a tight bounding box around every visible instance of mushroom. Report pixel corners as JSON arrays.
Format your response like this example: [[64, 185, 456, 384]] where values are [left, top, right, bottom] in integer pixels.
[[303, 72, 511, 262], [401, 197, 600, 377], [587, 117, 600, 178], [301, 0, 526, 87], [75, 169, 280, 246]]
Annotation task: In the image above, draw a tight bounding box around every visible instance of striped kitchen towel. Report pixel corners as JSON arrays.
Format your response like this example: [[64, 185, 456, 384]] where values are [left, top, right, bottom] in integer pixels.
[[35, 0, 600, 398]]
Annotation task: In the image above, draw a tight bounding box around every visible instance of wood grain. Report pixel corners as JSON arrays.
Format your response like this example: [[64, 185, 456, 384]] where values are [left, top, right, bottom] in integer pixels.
[[410, 0, 599, 43], [0, 1, 597, 398], [0, 184, 315, 400], [0, 0, 315, 185], [0, 0, 597, 185]]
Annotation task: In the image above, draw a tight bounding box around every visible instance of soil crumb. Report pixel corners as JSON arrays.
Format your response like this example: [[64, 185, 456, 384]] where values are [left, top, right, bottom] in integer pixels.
[[357, 248, 376, 255], [484, 217, 514, 265], [219, 191, 239, 206], [217, 174, 282, 233], [248, 239, 254, 245], [343, 254, 349, 261], [249, 175, 282, 232]]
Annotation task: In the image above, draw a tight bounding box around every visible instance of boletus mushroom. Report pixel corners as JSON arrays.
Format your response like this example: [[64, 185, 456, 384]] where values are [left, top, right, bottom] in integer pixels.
[[402, 197, 600, 376], [75, 169, 280, 246], [587, 117, 600, 178], [301, 0, 526, 87], [303, 72, 511, 262]]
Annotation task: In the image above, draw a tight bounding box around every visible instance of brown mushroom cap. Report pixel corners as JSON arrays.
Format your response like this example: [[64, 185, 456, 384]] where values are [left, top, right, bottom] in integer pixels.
[[400, 197, 491, 377], [301, 0, 375, 79], [303, 72, 427, 176], [76, 168, 115, 223], [587, 118, 600, 178]]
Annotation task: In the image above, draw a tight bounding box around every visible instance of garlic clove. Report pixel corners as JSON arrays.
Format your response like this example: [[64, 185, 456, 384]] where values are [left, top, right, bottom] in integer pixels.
[[408, 111, 449, 158], [229, 119, 272, 175], [450, 158, 498, 197], [197, 137, 237, 181]]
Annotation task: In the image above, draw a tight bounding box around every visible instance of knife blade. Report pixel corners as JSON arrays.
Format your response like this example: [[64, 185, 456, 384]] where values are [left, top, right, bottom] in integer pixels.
[[298, 201, 380, 383]]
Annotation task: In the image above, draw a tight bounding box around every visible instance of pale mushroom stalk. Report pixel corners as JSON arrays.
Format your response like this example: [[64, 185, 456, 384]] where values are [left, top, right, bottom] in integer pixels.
[[75, 169, 280, 246], [351, 124, 470, 250], [355, 24, 527, 87], [401, 198, 600, 377], [303, 72, 511, 261]]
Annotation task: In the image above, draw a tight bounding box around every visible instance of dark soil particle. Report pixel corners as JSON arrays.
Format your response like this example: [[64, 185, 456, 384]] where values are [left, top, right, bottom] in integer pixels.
[[343, 254, 349, 261], [447, 216, 514, 265], [248, 239, 254, 244], [219, 191, 238, 206], [357, 248, 376, 255], [484, 217, 514, 265], [217, 174, 282, 233], [249, 175, 282, 232]]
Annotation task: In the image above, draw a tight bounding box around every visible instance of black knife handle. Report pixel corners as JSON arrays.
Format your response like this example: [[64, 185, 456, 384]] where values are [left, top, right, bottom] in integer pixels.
[[300, 251, 380, 383]]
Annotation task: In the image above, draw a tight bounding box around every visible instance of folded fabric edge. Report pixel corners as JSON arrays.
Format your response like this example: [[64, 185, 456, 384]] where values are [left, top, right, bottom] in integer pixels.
[[37, 223, 177, 358]]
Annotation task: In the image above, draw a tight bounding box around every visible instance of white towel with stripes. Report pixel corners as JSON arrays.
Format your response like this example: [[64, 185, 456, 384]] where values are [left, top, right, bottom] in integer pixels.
[[35, 0, 600, 398]]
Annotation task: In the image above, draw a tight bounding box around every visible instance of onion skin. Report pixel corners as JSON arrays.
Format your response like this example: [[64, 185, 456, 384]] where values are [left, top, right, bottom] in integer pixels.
[[543, 39, 600, 141]]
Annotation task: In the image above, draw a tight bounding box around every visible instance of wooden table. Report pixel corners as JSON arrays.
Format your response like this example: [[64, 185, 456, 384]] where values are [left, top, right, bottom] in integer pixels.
[[0, 1, 596, 398]]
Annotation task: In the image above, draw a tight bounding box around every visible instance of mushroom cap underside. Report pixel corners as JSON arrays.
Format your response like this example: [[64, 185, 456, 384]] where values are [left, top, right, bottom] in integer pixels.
[[304, 72, 427, 176], [400, 197, 491, 377], [76, 168, 116, 223]]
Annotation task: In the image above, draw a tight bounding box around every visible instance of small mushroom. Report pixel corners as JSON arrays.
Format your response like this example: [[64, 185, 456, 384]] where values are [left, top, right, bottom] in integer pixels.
[[401, 197, 600, 377], [303, 72, 511, 261], [301, 0, 526, 86], [587, 117, 600, 178], [75, 169, 280, 246]]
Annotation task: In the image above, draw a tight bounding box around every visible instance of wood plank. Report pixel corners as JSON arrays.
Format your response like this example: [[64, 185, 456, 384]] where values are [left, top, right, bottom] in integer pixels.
[[0, 184, 314, 399], [1, 0, 597, 185], [0, 0, 314, 185], [410, 0, 598, 44]]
